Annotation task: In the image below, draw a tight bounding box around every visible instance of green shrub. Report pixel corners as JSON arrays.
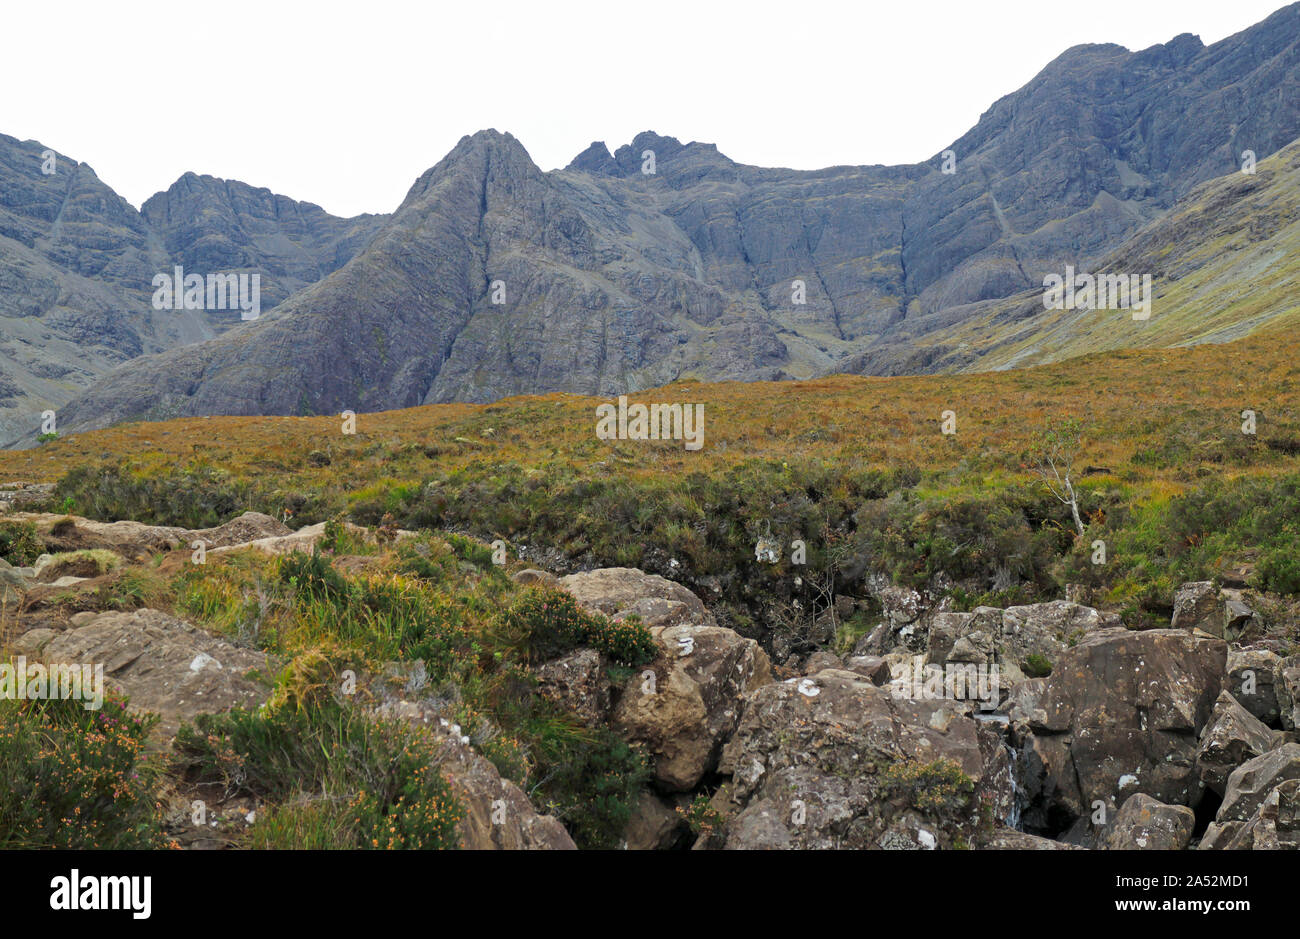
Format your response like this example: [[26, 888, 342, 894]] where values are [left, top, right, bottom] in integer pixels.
[[882, 757, 976, 816], [0, 520, 43, 565], [1022, 654, 1054, 678], [0, 693, 167, 848], [175, 696, 463, 849], [505, 587, 656, 667]]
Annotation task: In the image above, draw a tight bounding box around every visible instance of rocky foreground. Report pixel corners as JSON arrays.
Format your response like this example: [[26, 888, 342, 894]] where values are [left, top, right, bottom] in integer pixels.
[[3, 505, 1298, 850]]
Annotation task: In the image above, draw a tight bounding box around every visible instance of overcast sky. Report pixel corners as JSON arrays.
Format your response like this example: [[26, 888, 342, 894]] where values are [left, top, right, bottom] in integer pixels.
[[2, 0, 1290, 217]]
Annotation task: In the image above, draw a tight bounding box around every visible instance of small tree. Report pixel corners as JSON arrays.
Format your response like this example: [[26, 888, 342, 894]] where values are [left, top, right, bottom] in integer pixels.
[[1031, 419, 1086, 538]]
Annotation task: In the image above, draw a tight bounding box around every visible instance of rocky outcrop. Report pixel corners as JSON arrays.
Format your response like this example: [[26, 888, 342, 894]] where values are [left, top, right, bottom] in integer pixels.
[[927, 600, 1120, 684], [1227, 648, 1285, 725], [31, 608, 272, 740], [535, 648, 610, 728], [1009, 627, 1226, 839], [716, 668, 1014, 849]]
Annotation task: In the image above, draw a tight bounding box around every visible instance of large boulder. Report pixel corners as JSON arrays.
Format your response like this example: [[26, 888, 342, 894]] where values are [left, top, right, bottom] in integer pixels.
[[613, 622, 771, 791], [1195, 691, 1279, 795], [1009, 627, 1226, 838], [715, 668, 1015, 849], [1215, 743, 1300, 825], [560, 567, 716, 630], [1170, 582, 1258, 641], [187, 512, 291, 548], [1227, 648, 1284, 725], [1099, 793, 1195, 850], [1219, 779, 1300, 850], [36, 608, 271, 740]]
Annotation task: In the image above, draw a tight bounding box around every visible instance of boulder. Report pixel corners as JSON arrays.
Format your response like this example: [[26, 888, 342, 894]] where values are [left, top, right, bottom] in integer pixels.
[[511, 568, 559, 589], [1171, 581, 1221, 634], [1221, 779, 1300, 850], [613, 622, 771, 791], [187, 512, 291, 548], [801, 651, 843, 674], [210, 522, 329, 557], [38, 608, 271, 740], [1195, 691, 1279, 795], [1099, 793, 1195, 850], [1227, 648, 1284, 725], [1215, 743, 1300, 825], [560, 567, 715, 629], [1276, 656, 1300, 731], [716, 668, 1015, 849], [1009, 628, 1226, 837]]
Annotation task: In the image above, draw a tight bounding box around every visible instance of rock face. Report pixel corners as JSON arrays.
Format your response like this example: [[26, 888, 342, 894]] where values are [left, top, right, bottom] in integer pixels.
[[613, 622, 772, 791], [35, 4, 1300, 437], [717, 668, 1014, 849], [35, 608, 271, 740], [1099, 793, 1195, 850], [1009, 627, 1226, 838]]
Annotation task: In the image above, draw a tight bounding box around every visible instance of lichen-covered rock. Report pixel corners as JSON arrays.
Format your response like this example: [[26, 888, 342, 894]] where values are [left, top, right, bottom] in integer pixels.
[[37, 608, 271, 740], [1196, 690, 1280, 795], [1099, 793, 1195, 850], [613, 623, 771, 791], [1009, 627, 1226, 837], [716, 668, 1014, 849]]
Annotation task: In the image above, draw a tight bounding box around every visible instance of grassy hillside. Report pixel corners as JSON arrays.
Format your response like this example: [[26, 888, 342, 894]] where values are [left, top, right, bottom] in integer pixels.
[[4, 325, 1300, 645]]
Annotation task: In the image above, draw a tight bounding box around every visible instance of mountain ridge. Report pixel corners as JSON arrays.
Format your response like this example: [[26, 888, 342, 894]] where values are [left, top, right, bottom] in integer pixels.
[[5, 2, 1300, 443]]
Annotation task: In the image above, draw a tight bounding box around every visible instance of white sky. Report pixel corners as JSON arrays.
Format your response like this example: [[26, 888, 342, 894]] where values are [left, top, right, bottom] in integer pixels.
[[1, 0, 1290, 218]]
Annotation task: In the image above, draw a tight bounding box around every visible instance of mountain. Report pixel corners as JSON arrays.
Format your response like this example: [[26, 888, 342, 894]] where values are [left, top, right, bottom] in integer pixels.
[[20, 3, 1300, 441], [0, 136, 386, 443], [835, 136, 1300, 375]]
